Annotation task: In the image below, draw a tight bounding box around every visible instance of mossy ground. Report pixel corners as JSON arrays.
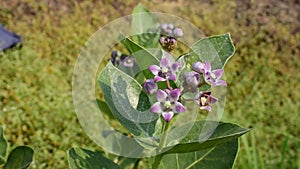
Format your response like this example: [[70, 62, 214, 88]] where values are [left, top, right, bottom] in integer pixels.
[[0, 0, 299, 168]]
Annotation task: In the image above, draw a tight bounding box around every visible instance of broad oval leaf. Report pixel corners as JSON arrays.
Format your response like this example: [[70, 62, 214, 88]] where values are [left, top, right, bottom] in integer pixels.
[[158, 139, 239, 169], [0, 127, 7, 165], [68, 147, 122, 169], [3, 146, 34, 169], [162, 121, 250, 154], [190, 33, 235, 69], [98, 62, 158, 137]]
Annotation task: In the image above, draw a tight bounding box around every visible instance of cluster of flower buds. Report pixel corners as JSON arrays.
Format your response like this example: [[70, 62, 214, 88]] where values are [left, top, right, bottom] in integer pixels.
[[159, 23, 183, 52], [160, 23, 183, 38], [110, 50, 136, 68], [143, 57, 227, 122]]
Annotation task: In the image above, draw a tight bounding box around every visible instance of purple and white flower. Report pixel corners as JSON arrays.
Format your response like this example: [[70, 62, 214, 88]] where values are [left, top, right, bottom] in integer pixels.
[[149, 57, 181, 82], [150, 89, 186, 122], [193, 61, 227, 86], [195, 91, 218, 111], [143, 79, 158, 94]]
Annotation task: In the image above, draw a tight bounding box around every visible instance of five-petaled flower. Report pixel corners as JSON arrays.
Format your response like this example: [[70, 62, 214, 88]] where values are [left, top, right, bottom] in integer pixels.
[[150, 89, 186, 122], [193, 61, 227, 86], [195, 91, 218, 111], [149, 57, 181, 83]]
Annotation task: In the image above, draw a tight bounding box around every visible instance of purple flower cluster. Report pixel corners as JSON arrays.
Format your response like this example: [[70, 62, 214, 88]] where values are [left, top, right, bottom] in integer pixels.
[[160, 23, 183, 38], [143, 57, 184, 122], [159, 23, 183, 52], [142, 54, 227, 122]]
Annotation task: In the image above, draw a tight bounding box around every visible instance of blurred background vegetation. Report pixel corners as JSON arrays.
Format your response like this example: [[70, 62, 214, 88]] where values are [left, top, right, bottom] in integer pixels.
[[0, 0, 299, 168]]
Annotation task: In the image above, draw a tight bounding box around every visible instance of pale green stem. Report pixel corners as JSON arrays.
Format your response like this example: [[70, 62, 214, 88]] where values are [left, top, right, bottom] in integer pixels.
[[158, 120, 170, 150], [151, 119, 170, 168]]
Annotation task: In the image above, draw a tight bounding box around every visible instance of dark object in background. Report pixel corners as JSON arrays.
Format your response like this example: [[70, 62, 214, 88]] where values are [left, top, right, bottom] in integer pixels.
[[0, 24, 22, 51]]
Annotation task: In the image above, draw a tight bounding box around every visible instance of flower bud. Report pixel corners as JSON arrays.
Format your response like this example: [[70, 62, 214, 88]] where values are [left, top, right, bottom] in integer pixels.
[[167, 23, 174, 29], [143, 79, 158, 94], [184, 71, 200, 86], [173, 28, 183, 37], [123, 55, 136, 68], [159, 37, 166, 47], [183, 71, 201, 93]]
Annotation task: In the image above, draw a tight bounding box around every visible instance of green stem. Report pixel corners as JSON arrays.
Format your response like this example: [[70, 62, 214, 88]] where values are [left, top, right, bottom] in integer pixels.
[[158, 120, 170, 150], [133, 159, 140, 169], [151, 120, 170, 169], [151, 154, 163, 169]]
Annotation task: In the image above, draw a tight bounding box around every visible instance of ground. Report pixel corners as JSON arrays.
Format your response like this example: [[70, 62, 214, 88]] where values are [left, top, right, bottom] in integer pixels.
[[0, 0, 299, 168]]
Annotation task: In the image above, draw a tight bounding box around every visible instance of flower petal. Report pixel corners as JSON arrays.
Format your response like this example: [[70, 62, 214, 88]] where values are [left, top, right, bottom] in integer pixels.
[[192, 62, 205, 73], [160, 57, 170, 67], [156, 89, 168, 102], [212, 69, 223, 79], [171, 62, 181, 72], [204, 61, 211, 73], [200, 105, 211, 111], [162, 111, 174, 122], [214, 80, 227, 86], [169, 89, 181, 101], [168, 74, 177, 81], [173, 102, 186, 113], [149, 65, 160, 75], [208, 95, 218, 104], [150, 102, 162, 113], [154, 76, 166, 82]]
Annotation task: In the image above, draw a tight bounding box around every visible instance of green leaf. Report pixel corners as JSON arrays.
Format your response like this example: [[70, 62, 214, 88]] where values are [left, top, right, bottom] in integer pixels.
[[96, 99, 115, 120], [117, 157, 139, 168], [0, 127, 7, 165], [68, 148, 122, 169], [98, 62, 158, 137], [131, 4, 159, 48], [119, 34, 160, 69], [3, 146, 34, 169], [158, 139, 239, 169], [190, 33, 235, 69], [162, 121, 250, 154]]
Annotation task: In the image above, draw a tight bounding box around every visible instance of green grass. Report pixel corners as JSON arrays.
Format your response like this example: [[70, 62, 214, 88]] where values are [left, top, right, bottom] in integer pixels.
[[0, 0, 299, 168]]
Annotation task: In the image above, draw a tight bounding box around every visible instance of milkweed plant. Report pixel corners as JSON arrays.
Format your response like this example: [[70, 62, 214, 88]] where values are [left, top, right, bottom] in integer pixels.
[[68, 4, 250, 169]]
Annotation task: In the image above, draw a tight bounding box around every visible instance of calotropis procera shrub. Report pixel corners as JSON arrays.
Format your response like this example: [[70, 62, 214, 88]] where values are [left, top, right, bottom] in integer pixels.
[[68, 4, 250, 169]]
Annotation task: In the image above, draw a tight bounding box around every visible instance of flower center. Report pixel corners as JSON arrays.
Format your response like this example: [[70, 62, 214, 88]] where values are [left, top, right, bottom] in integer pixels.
[[127, 59, 132, 63], [200, 97, 207, 106], [161, 67, 168, 73], [210, 73, 216, 79], [164, 101, 172, 108]]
